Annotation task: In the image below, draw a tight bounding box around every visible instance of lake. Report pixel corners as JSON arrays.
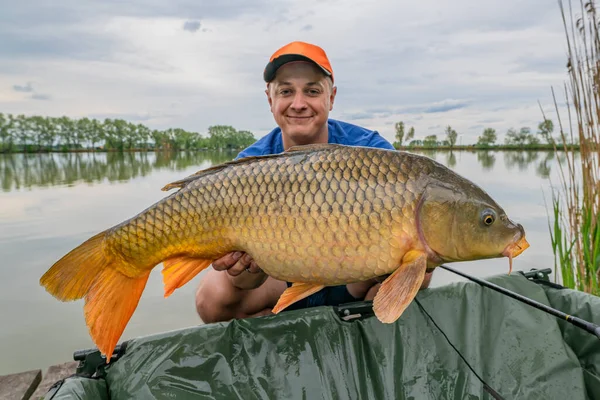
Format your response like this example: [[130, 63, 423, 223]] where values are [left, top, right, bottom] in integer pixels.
[[0, 149, 567, 375]]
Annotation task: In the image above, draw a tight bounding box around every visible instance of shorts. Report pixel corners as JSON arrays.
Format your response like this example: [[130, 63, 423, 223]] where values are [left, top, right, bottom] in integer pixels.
[[281, 282, 359, 311]]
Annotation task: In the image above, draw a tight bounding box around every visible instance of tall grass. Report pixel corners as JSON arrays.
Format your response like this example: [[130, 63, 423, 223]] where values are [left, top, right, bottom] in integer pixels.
[[546, 0, 600, 295]]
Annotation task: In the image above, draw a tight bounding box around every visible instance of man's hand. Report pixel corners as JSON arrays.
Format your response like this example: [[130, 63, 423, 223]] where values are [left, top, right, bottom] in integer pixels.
[[212, 251, 267, 290]]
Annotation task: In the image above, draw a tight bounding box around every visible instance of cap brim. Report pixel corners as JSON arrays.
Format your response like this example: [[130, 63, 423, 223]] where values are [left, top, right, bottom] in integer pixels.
[[263, 54, 332, 82]]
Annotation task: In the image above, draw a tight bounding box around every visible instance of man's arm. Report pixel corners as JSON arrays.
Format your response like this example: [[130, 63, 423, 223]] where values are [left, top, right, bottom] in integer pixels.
[[195, 252, 287, 323]]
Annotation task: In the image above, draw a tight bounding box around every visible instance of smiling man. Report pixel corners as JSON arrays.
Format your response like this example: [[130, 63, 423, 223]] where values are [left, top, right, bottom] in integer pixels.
[[195, 41, 433, 323]]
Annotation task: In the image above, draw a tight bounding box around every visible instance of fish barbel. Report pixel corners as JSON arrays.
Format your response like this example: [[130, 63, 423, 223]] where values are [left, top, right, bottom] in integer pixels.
[[40, 143, 529, 360]]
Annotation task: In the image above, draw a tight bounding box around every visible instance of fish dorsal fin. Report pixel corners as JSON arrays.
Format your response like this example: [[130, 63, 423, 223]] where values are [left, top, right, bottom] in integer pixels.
[[285, 143, 344, 152], [161, 143, 346, 191], [160, 153, 285, 191]]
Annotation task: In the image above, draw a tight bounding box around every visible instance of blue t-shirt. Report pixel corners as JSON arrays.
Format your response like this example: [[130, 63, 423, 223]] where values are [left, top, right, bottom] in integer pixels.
[[236, 118, 394, 159]]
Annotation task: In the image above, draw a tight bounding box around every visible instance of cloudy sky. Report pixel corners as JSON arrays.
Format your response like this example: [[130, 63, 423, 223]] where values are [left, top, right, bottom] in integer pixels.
[[1, 0, 572, 144]]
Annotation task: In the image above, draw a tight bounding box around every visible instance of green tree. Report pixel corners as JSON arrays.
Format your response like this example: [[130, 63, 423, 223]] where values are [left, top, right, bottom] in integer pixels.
[[88, 119, 104, 150], [406, 126, 415, 143], [235, 130, 257, 148], [0, 113, 14, 152], [57, 116, 76, 150], [14, 114, 32, 151], [445, 125, 458, 147], [151, 129, 168, 150], [424, 135, 438, 146], [173, 128, 195, 150], [76, 117, 91, 149], [505, 127, 527, 146], [136, 124, 150, 149], [30, 115, 55, 150], [477, 128, 497, 146], [537, 119, 555, 144], [393, 121, 405, 147], [0, 112, 256, 153], [526, 131, 540, 145]]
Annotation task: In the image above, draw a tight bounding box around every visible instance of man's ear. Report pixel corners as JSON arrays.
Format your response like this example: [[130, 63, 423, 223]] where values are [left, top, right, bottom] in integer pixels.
[[329, 85, 337, 111], [265, 85, 273, 109]]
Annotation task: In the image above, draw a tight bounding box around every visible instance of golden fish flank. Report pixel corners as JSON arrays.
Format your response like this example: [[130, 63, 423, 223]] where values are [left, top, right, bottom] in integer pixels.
[[39, 143, 529, 361]]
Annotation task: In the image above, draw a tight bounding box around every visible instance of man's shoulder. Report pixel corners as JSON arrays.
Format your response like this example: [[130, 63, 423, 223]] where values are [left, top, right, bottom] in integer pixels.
[[328, 119, 395, 150], [235, 128, 282, 159]]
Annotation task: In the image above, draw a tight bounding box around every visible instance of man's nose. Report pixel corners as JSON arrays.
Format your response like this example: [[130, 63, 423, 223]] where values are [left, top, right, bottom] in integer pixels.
[[290, 93, 307, 110]]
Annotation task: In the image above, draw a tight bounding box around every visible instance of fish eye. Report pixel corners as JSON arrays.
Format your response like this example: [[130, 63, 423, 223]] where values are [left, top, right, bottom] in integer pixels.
[[482, 209, 496, 226]]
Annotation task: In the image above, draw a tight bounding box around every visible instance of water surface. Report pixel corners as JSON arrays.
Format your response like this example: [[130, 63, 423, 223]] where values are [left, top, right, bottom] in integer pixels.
[[0, 149, 566, 375]]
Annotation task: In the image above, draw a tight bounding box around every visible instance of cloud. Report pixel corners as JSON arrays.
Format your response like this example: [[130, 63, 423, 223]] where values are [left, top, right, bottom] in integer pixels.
[[31, 93, 51, 101], [13, 82, 33, 92], [479, 118, 503, 124], [0, 0, 575, 144], [343, 111, 376, 120], [423, 99, 470, 113], [11, 82, 51, 101], [183, 20, 201, 32]]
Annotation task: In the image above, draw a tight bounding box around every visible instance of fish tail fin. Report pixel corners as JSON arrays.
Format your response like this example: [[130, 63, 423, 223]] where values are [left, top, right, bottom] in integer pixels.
[[162, 255, 214, 298], [84, 267, 150, 361], [40, 231, 110, 301], [40, 229, 150, 361]]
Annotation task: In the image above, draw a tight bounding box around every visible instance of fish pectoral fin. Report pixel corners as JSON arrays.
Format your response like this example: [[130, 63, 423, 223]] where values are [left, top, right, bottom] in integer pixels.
[[162, 256, 214, 298], [272, 282, 326, 314], [84, 267, 150, 362], [372, 251, 428, 324]]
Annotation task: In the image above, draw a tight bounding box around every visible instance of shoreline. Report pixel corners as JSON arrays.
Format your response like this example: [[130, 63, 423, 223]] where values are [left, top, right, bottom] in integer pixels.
[[0, 145, 582, 155]]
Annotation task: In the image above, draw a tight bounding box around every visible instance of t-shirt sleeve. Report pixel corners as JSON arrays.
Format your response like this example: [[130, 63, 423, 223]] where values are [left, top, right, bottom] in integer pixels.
[[235, 142, 268, 160], [235, 131, 279, 159], [366, 131, 396, 150]]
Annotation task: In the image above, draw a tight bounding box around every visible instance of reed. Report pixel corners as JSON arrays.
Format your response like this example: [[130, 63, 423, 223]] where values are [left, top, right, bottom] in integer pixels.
[[546, 0, 600, 295]]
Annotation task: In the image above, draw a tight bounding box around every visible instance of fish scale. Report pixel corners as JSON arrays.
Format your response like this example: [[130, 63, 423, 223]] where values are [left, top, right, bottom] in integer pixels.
[[40, 143, 530, 361]]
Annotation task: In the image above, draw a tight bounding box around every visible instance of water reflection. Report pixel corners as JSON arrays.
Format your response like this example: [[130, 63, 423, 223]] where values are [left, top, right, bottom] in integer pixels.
[[409, 149, 557, 179], [0, 149, 571, 193], [504, 151, 539, 171], [477, 151, 496, 171], [446, 152, 457, 168], [0, 151, 237, 192]]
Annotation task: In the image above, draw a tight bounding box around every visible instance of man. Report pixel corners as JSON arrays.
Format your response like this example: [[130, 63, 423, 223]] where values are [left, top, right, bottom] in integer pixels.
[[195, 41, 432, 323]]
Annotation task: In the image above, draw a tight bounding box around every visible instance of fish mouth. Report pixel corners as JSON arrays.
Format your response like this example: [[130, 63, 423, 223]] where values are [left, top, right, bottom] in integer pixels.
[[502, 234, 530, 275]]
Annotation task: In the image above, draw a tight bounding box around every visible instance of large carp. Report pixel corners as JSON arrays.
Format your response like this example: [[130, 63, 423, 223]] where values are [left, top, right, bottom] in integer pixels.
[[40, 143, 529, 360]]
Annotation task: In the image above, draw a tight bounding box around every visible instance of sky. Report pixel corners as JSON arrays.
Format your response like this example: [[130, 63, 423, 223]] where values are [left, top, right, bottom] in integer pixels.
[[0, 0, 574, 145]]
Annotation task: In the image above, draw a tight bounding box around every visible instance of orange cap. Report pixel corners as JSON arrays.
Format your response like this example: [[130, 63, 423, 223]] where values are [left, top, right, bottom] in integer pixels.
[[263, 41, 334, 83]]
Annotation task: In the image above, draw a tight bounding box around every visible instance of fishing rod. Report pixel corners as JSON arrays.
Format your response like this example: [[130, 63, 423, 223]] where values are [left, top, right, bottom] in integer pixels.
[[439, 264, 600, 340]]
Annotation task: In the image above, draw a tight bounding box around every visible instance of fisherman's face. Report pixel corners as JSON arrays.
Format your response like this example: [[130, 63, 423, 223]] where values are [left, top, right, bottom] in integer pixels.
[[266, 61, 336, 149]]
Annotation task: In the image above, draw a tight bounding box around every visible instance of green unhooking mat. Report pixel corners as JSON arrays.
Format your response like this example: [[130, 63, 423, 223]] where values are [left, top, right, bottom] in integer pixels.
[[42, 271, 600, 399]]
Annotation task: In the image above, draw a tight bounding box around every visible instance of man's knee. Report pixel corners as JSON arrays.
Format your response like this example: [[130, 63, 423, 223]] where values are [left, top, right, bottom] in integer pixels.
[[195, 271, 235, 323]]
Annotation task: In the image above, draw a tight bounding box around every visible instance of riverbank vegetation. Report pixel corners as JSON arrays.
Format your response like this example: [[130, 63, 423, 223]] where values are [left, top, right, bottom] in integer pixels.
[[392, 118, 582, 151], [547, 0, 599, 295], [0, 110, 584, 154], [0, 114, 256, 153]]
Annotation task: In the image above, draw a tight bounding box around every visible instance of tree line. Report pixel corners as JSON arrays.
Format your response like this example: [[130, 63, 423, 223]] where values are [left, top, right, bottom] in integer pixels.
[[0, 113, 257, 153], [393, 118, 561, 148]]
